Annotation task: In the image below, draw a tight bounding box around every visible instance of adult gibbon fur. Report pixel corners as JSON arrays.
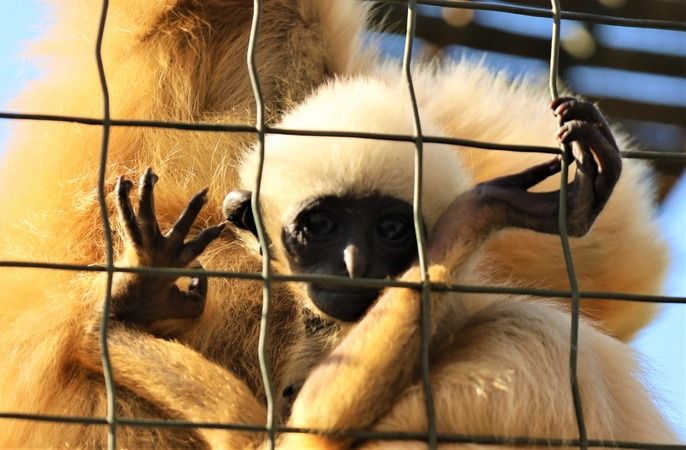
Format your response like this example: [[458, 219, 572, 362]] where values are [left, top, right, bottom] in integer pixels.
[[0, 0, 372, 447], [0, 0, 670, 448]]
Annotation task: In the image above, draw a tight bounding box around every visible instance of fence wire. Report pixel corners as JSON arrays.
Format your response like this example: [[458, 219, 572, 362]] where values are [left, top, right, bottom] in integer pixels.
[[0, 0, 684, 449], [93, 0, 118, 448]]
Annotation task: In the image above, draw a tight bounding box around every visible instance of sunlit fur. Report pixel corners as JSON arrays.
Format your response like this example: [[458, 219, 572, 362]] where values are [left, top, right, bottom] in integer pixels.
[[0, 0, 670, 448], [0, 0, 371, 447], [238, 79, 470, 266], [249, 78, 676, 448]]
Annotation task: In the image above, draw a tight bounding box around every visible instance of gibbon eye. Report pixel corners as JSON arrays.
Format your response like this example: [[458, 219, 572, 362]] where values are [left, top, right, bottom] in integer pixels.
[[377, 217, 411, 243], [301, 211, 337, 238]]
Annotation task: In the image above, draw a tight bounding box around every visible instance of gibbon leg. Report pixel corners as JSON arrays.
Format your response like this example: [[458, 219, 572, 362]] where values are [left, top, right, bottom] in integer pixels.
[[281, 106, 622, 449], [75, 325, 267, 450], [75, 169, 267, 450]]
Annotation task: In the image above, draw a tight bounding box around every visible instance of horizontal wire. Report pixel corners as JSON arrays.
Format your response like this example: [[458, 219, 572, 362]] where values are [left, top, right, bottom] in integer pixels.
[[1, 412, 683, 449], [0, 112, 256, 132], [620, 150, 686, 160], [272, 127, 564, 154], [3, 111, 685, 160], [0, 111, 560, 153], [374, 0, 686, 30], [1, 1, 683, 448], [1, 260, 684, 304]]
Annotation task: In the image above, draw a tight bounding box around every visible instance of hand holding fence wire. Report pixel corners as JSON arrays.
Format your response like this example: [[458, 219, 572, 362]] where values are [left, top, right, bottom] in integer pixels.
[[549, 0, 588, 447], [478, 98, 622, 237]]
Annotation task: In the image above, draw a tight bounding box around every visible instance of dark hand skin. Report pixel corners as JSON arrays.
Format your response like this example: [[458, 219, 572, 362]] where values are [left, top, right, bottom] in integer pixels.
[[468, 97, 622, 237], [110, 168, 224, 325], [280, 100, 624, 450]]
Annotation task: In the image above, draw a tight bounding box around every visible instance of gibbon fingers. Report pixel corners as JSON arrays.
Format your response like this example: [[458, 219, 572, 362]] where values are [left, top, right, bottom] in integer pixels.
[[0, 0, 670, 447], [404, 64, 667, 339]]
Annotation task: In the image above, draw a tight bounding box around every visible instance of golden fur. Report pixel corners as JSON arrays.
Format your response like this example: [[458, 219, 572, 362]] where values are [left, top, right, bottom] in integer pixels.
[[408, 64, 668, 338], [0, 0, 671, 448], [0, 0, 370, 447]]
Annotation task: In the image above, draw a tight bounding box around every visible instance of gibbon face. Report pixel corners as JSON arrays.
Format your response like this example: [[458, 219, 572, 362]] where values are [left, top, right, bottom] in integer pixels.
[[225, 191, 417, 321], [223, 78, 470, 322]]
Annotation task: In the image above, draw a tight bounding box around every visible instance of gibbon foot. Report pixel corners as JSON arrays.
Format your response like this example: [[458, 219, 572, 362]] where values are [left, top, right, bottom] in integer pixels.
[[471, 97, 621, 237], [110, 168, 225, 325]]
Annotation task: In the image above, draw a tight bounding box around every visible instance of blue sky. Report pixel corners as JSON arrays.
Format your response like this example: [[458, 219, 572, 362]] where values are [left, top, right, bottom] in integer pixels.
[[0, 1, 684, 440]]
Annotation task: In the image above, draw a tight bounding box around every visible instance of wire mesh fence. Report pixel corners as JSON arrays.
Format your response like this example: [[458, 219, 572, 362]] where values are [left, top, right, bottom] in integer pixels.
[[0, 0, 684, 449]]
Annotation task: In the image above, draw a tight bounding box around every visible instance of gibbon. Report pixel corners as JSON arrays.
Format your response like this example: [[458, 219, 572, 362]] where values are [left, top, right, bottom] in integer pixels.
[[406, 64, 668, 339], [0, 0, 372, 447], [82, 77, 676, 449], [0, 0, 669, 448]]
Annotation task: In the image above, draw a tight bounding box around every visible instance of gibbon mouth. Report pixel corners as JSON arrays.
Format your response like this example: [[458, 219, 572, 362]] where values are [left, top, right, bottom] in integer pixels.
[[308, 285, 380, 322]]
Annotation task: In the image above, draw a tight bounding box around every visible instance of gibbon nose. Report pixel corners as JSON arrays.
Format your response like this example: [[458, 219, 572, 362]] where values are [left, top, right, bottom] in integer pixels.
[[343, 243, 366, 278]]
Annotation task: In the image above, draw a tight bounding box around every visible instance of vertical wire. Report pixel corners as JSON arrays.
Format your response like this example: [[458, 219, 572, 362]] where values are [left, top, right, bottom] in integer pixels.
[[247, 0, 276, 448], [94, 0, 117, 448], [402, 1, 437, 448], [548, 1, 588, 449]]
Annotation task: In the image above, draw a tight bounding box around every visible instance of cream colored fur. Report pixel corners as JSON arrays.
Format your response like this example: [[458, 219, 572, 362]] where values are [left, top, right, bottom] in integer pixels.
[[239, 77, 471, 265], [241, 67, 668, 339], [408, 63, 668, 338]]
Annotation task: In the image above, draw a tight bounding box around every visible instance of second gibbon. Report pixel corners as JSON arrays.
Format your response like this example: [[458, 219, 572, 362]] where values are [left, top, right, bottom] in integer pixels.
[[0, 0, 371, 447]]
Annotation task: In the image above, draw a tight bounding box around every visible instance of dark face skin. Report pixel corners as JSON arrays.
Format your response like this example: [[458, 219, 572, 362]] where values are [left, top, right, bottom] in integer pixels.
[[282, 194, 417, 321], [223, 191, 417, 322]]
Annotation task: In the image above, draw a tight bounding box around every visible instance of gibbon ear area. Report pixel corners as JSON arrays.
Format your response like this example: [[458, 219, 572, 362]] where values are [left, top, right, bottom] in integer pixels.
[[223, 190, 257, 237]]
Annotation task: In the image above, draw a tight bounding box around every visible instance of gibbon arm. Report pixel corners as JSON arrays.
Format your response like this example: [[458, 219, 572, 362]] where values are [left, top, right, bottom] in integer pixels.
[[76, 99, 625, 450]]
